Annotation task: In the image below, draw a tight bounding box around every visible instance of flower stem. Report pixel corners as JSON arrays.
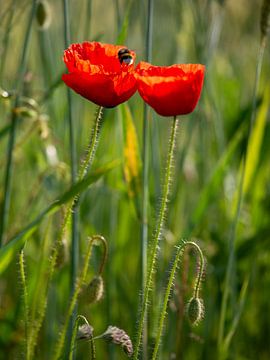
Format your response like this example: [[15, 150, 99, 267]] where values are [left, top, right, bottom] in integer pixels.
[[27, 107, 103, 360], [77, 106, 104, 180], [152, 241, 204, 359], [69, 315, 87, 360], [19, 250, 30, 360], [140, 0, 154, 357], [0, 0, 37, 247], [53, 235, 101, 360], [134, 116, 178, 359], [97, 236, 108, 275]]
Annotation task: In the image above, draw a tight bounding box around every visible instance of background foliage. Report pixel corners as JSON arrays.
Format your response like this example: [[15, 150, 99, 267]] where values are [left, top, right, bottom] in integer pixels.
[[0, 0, 270, 359]]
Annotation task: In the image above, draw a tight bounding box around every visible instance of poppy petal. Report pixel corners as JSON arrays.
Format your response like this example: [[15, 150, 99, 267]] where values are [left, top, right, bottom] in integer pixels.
[[62, 42, 137, 108], [135, 62, 205, 117]]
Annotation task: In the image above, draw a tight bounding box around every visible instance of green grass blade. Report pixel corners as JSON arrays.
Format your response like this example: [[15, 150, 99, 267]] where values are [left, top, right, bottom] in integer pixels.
[[243, 85, 270, 195], [116, 0, 132, 44], [0, 0, 38, 246], [191, 120, 247, 227], [223, 277, 249, 353], [0, 160, 119, 274]]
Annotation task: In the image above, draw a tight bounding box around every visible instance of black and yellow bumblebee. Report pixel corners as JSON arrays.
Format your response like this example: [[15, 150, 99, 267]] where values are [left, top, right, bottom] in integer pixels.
[[118, 48, 134, 65]]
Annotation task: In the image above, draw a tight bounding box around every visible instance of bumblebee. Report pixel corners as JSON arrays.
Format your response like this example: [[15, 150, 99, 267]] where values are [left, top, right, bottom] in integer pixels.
[[118, 48, 134, 65]]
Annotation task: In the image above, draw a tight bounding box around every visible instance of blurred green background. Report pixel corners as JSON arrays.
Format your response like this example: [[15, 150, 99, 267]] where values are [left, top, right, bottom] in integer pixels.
[[0, 0, 270, 359]]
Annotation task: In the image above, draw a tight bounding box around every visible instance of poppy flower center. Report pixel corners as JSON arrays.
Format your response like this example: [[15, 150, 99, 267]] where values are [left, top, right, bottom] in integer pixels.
[[118, 48, 134, 65]]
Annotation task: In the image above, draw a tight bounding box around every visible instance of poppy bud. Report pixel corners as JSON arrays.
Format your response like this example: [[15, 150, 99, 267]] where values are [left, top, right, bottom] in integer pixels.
[[77, 323, 94, 340], [101, 326, 133, 357], [36, 0, 51, 30], [186, 297, 205, 326], [84, 275, 104, 304]]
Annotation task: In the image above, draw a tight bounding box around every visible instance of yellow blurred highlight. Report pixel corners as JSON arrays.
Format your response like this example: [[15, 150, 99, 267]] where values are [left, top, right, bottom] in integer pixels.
[[243, 85, 270, 195], [122, 104, 141, 198]]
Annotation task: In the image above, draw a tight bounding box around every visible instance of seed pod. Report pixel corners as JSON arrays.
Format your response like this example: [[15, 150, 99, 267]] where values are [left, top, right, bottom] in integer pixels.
[[102, 326, 133, 357], [260, 0, 270, 41], [186, 297, 205, 326], [84, 275, 104, 304], [36, 0, 51, 30]]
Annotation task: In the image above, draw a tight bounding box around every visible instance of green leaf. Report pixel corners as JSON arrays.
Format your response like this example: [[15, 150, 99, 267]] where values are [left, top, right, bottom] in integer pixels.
[[0, 160, 119, 274], [116, 0, 132, 44], [243, 85, 270, 195]]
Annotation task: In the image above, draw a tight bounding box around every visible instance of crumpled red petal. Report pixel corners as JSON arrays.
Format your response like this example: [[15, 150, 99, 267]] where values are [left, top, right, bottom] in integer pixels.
[[62, 42, 137, 107]]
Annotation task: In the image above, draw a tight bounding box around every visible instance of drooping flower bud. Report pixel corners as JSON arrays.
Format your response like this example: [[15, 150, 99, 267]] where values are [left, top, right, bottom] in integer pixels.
[[77, 323, 94, 340], [85, 275, 104, 304], [101, 326, 133, 357], [186, 297, 205, 326]]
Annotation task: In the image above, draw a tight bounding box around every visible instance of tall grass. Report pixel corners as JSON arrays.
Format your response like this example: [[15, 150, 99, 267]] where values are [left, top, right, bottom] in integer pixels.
[[140, 0, 153, 358], [0, 0, 38, 246], [0, 1, 270, 360]]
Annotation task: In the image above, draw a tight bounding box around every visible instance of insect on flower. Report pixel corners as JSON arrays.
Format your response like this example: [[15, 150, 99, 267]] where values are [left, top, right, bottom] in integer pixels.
[[62, 42, 137, 108], [118, 48, 134, 65]]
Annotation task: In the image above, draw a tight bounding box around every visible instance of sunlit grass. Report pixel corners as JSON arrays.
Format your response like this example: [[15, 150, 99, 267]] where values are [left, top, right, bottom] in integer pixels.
[[0, 1, 270, 359]]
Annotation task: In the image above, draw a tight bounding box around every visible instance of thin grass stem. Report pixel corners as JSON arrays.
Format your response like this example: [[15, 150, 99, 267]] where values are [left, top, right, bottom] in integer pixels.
[[0, 0, 38, 247], [0, 0, 17, 80], [27, 107, 103, 359], [140, 0, 154, 357], [69, 315, 93, 360], [27, 220, 52, 360], [54, 235, 104, 360], [217, 38, 266, 354], [134, 116, 178, 359], [19, 250, 30, 359], [84, 0, 92, 38], [62, 1, 79, 351]]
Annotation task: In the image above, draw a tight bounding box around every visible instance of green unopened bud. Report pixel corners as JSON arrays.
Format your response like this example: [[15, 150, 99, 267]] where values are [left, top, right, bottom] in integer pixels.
[[36, 0, 51, 30], [85, 275, 104, 304], [186, 297, 204, 326], [101, 326, 133, 357]]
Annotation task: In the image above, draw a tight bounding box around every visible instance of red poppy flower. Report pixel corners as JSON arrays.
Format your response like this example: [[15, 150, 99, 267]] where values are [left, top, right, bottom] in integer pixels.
[[62, 42, 137, 108], [135, 62, 205, 117]]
